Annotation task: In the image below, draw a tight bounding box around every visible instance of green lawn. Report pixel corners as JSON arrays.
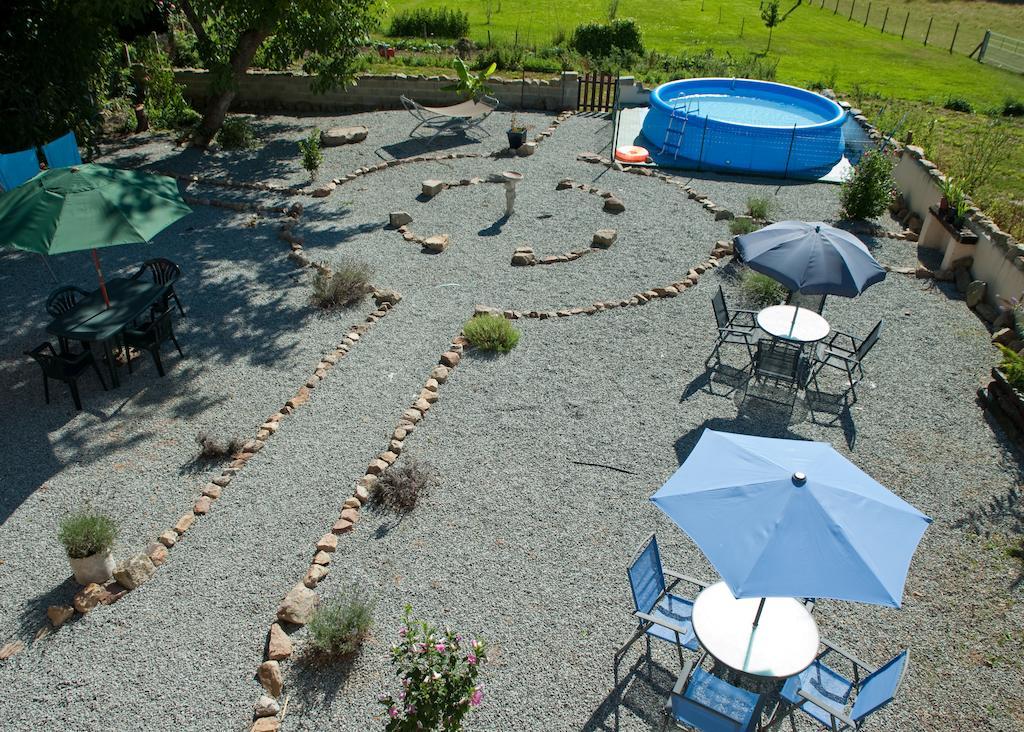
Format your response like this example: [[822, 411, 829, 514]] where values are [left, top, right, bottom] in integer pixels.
[[385, 0, 1024, 109]]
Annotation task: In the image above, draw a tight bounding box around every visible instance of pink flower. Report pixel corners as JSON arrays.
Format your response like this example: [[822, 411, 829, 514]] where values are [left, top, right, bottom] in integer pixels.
[[470, 687, 484, 706], [399, 627, 408, 637], [399, 691, 406, 701], [388, 706, 399, 718], [435, 643, 447, 652], [467, 653, 478, 665], [406, 704, 416, 714]]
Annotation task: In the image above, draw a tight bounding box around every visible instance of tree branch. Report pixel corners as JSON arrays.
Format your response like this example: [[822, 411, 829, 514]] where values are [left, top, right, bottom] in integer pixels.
[[176, 0, 214, 60]]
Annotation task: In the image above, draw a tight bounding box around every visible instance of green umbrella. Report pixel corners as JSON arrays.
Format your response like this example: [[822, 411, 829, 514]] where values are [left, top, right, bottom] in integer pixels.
[[0, 163, 191, 306]]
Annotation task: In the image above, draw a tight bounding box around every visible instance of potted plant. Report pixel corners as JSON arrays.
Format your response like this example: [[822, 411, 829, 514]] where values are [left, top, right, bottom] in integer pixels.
[[59, 510, 118, 585], [507, 113, 528, 150]]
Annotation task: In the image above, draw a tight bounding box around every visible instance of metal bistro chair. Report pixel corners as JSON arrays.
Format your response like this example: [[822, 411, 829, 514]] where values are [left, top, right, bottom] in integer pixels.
[[131, 258, 185, 317], [780, 643, 909, 731], [810, 320, 883, 404], [45, 285, 90, 354], [25, 342, 107, 410], [786, 291, 827, 314], [708, 286, 759, 368], [667, 658, 763, 732], [122, 308, 183, 377]]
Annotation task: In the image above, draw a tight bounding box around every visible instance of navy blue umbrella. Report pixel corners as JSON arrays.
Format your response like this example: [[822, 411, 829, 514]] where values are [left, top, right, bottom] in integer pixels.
[[735, 221, 886, 297]]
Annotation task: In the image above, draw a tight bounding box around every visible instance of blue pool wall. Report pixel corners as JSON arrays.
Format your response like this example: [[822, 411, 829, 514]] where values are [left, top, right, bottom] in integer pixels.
[[641, 78, 847, 178]]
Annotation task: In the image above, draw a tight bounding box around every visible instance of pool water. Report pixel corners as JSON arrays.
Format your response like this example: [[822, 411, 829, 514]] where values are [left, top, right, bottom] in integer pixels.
[[668, 93, 831, 127]]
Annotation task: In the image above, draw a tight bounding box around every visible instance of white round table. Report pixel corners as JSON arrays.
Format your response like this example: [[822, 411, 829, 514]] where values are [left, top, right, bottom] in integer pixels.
[[691, 582, 820, 679], [756, 305, 830, 343]]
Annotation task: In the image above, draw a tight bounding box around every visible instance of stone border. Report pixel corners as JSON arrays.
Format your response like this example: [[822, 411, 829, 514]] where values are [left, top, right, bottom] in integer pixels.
[[249, 332, 466, 732], [555, 178, 625, 214]]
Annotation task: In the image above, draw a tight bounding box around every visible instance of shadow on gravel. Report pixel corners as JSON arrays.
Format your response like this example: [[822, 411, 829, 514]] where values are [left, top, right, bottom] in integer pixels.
[[15, 576, 79, 641], [376, 131, 489, 161], [287, 652, 360, 717], [581, 650, 675, 732], [674, 409, 809, 466]]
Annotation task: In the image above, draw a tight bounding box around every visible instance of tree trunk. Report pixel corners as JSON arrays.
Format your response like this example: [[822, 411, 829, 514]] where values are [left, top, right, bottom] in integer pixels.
[[193, 29, 268, 148], [767, 26, 773, 52]]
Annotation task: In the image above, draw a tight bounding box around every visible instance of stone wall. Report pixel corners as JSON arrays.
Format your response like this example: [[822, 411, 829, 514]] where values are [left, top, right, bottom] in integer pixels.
[[174, 69, 579, 113]]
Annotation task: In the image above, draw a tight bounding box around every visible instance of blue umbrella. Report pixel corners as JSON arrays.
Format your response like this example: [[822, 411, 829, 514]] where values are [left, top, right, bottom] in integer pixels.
[[735, 221, 886, 298], [651, 429, 931, 610]]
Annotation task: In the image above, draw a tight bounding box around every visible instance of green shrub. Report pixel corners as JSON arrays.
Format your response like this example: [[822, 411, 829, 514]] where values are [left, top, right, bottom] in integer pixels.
[[729, 218, 758, 235], [58, 510, 117, 559], [195, 432, 245, 461], [371, 459, 433, 513], [840, 150, 895, 220], [1001, 97, 1024, 117], [298, 129, 323, 180], [135, 42, 201, 130], [998, 344, 1024, 391], [311, 260, 373, 308], [389, 7, 469, 38], [740, 269, 787, 308], [306, 587, 375, 661], [943, 95, 973, 114], [463, 314, 520, 353], [217, 117, 256, 149], [570, 18, 644, 58], [473, 44, 524, 72], [746, 196, 774, 220]]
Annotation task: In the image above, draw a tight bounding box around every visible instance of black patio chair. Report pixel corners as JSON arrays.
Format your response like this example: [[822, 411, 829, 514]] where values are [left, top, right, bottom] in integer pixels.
[[44, 285, 90, 353], [708, 285, 759, 367], [131, 258, 185, 316], [122, 309, 183, 377], [786, 290, 827, 314], [24, 342, 107, 410], [811, 320, 883, 404]]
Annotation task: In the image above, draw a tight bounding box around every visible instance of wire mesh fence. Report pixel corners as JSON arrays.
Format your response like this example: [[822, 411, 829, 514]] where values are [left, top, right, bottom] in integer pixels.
[[805, 0, 992, 58], [979, 31, 1024, 74]]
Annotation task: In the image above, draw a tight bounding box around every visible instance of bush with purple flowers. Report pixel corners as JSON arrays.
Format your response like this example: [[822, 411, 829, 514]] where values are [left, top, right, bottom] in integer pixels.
[[379, 606, 488, 731]]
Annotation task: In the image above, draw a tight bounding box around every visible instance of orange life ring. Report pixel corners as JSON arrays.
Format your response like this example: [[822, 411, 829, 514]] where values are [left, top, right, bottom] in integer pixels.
[[615, 145, 649, 163]]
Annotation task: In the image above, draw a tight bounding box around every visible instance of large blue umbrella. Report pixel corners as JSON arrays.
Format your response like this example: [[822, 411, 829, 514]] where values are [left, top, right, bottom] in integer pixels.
[[651, 429, 931, 609], [735, 221, 886, 297]]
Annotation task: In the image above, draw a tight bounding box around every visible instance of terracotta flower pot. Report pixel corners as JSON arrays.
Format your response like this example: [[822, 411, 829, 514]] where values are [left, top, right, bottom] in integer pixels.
[[68, 551, 115, 585]]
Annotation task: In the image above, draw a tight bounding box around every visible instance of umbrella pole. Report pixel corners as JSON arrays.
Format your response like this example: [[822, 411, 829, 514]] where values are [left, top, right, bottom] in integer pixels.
[[39, 255, 58, 283], [752, 597, 766, 628], [91, 248, 111, 308], [788, 302, 801, 338]]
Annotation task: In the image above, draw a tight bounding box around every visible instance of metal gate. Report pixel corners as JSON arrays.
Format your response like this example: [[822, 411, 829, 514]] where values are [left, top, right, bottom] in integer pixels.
[[577, 72, 618, 112]]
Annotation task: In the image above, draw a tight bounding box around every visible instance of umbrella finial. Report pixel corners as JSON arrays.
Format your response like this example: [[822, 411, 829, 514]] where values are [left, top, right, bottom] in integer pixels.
[[814, 225, 820, 233], [793, 472, 807, 485]]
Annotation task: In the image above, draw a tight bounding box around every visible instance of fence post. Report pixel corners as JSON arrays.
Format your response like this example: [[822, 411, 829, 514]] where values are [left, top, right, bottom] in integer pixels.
[[924, 17, 932, 46], [901, 12, 909, 39], [783, 124, 797, 179], [740, 17, 745, 37], [881, 7, 888, 33], [834, 0, 839, 15], [848, 0, 855, 21], [863, 2, 871, 27], [949, 22, 959, 54], [979, 29, 991, 62]]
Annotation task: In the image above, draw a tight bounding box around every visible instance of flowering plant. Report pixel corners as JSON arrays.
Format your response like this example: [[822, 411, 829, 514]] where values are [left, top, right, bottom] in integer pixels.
[[379, 605, 488, 731]]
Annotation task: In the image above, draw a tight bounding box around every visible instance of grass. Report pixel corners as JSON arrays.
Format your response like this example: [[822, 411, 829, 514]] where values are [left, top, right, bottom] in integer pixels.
[[383, 0, 1024, 108], [463, 314, 520, 352], [306, 587, 375, 662], [740, 269, 788, 308], [58, 510, 118, 559], [311, 259, 374, 309]]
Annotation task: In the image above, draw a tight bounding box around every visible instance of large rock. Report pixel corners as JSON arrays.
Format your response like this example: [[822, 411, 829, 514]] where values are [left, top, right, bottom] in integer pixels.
[[423, 234, 449, 253], [511, 246, 536, 266], [276, 583, 318, 625], [603, 196, 625, 213], [254, 695, 281, 718], [516, 141, 537, 157], [966, 280, 987, 308], [320, 126, 368, 146], [592, 229, 618, 249], [267, 623, 292, 660], [421, 180, 444, 197], [113, 553, 156, 590], [72, 583, 107, 614], [47, 605, 74, 628], [258, 660, 284, 697], [389, 212, 412, 228], [373, 287, 402, 305], [954, 267, 971, 294]]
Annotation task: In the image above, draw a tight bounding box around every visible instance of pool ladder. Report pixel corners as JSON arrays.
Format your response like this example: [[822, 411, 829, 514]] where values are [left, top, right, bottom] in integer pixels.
[[660, 101, 700, 159]]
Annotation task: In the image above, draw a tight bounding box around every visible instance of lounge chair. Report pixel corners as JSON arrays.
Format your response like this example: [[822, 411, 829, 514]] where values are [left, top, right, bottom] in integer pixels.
[[41, 131, 82, 168], [0, 147, 41, 190], [400, 94, 498, 145]]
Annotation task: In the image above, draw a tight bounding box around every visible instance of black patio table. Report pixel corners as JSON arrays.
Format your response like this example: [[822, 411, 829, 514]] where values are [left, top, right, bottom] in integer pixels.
[[46, 277, 167, 387]]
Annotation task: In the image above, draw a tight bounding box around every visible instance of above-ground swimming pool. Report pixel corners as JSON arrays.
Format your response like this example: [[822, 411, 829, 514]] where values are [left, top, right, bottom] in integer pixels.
[[640, 78, 846, 178]]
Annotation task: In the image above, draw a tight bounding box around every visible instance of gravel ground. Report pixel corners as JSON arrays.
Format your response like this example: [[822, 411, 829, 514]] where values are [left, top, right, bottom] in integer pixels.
[[0, 110, 1020, 731]]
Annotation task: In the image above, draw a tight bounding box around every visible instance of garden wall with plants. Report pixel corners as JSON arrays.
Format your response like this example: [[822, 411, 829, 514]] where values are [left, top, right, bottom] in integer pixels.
[[174, 70, 580, 113]]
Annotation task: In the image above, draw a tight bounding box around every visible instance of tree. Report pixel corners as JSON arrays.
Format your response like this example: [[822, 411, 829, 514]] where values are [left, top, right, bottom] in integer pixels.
[[175, 0, 381, 147], [760, 0, 783, 53]]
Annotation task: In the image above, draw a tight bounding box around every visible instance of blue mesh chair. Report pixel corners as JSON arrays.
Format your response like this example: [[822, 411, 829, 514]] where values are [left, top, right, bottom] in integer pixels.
[[780, 642, 909, 731], [667, 659, 763, 732], [0, 148, 41, 190], [41, 131, 82, 168]]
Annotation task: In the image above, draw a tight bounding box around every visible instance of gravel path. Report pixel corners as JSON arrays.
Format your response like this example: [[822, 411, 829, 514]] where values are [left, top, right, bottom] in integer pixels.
[[0, 110, 1020, 732]]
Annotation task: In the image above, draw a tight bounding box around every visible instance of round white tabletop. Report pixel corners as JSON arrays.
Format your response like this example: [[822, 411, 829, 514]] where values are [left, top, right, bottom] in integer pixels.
[[756, 305, 830, 343], [691, 582, 820, 679]]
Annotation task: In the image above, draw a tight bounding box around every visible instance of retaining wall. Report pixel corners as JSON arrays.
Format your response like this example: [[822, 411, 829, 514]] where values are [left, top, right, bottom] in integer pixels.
[[174, 69, 579, 113]]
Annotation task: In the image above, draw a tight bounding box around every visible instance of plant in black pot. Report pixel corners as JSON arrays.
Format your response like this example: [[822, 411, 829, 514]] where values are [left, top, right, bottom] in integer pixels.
[[59, 509, 118, 585], [507, 113, 528, 149]]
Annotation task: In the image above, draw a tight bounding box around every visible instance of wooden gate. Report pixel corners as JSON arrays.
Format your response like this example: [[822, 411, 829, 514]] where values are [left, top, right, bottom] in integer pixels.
[[577, 72, 618, 112]]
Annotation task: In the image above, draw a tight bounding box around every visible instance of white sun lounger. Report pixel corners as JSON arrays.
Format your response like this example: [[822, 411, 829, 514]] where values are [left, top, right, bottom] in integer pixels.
[[400, 95, 498, 145]]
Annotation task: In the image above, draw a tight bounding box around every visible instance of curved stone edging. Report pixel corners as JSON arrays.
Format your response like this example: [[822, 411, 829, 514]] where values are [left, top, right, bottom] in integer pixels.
[[555, 178, 625, 214]]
